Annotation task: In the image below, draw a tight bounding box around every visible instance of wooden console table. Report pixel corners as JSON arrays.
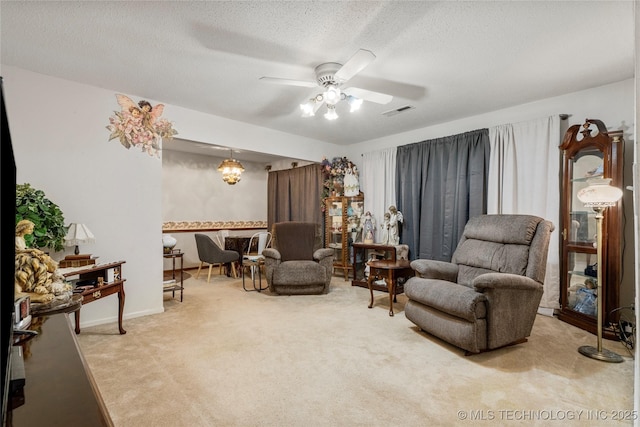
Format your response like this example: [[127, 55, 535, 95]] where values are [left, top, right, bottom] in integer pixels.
[[60, 260, 126, 335]]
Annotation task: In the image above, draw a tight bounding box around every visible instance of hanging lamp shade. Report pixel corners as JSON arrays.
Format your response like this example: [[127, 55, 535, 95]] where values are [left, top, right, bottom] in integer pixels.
[[217, 150, 244, 185]]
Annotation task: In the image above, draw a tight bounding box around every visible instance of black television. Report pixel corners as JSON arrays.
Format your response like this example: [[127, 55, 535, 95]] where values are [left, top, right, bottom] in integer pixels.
[[1, 76, 17, 425]]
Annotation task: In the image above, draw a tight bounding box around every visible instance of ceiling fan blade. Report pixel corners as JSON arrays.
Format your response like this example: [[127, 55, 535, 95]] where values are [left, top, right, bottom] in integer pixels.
[[334, 49, 376, 83], [259, 76, 317, 88], [343, 87, 393, 105]]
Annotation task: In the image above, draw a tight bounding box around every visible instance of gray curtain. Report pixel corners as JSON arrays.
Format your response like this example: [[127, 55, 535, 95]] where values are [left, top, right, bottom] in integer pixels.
[[396, 129, 490, 261], [267, 164, 323, 229]]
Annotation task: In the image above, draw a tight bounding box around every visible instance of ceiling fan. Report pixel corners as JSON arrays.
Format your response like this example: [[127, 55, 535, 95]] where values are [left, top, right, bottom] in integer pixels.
[[259, 49, 393, 120]]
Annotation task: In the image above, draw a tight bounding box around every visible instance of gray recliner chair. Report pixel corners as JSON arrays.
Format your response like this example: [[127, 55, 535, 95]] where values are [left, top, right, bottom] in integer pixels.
[[262, 222, 334, 295], [404, 214, 554, 354]]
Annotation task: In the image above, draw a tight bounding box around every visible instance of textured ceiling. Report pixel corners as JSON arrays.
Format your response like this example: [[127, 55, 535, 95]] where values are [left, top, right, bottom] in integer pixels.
[[1, 1, 635, 149]]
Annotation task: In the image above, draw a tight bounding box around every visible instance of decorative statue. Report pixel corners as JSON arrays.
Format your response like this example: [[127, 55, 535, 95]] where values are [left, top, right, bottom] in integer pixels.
[[380, 212, 391, 245], [343, 162, 360, 197], [15, 219, 71, 304], [360, 211, 376, 244], [388, 205, 404, 245], [347, 215, 360, 242]]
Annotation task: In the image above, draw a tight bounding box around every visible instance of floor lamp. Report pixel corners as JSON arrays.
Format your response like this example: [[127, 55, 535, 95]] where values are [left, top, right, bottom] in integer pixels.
[[576, 177, 624, 363]]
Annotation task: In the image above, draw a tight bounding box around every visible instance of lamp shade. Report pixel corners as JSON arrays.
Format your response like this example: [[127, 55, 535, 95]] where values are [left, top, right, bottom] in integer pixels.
[[324, 105, 338, 121], [65, 223, 95, 255], [577, 177, 623, 207], [64, 223, 96, 246]]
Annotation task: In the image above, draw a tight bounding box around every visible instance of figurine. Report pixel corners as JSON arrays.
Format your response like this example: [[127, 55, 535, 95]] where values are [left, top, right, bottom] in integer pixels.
[[360, 211, 376, 244], [380, 212, 391, 245], [388, 205, 403, 245], [344, 162, 360, 196], [15, 220, 71, 303]]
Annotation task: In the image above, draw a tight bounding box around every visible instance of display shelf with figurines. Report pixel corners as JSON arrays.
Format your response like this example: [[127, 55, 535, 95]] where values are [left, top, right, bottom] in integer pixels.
[[324, 194, 364, 280]]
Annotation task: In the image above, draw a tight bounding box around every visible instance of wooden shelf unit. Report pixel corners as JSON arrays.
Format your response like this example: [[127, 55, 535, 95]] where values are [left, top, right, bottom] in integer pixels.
[[324, 194, 364, 280]]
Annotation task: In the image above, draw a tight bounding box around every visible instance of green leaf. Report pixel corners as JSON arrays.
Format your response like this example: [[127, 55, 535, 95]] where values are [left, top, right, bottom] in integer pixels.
[[15, 183, 66, 251]]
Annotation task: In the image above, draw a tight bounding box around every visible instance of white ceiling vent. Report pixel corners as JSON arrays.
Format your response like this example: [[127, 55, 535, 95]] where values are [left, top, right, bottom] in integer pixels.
[[382, 105, 415, 117]]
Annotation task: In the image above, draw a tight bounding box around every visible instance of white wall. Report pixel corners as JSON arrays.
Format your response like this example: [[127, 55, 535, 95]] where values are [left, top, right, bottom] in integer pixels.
[[162, 150, 269, 223], [345, 79, 634, 158], [162, 104, 341, 163], [3, 66, 165, 328]]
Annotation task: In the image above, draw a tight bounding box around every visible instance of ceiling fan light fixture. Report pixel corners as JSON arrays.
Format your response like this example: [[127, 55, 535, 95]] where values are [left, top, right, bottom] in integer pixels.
[[348, 96, 363, 112], [217, 149, 245, 185], [259, 49, 393, 122], [324, 105, 338, 121], [300, 101, 316, 117], [324, 85, 341, 105]]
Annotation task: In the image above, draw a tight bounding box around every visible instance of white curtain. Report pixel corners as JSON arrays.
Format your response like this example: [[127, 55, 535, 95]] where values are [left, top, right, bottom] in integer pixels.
[[360, 148, 397, 243], [488, 115, 561, 311]]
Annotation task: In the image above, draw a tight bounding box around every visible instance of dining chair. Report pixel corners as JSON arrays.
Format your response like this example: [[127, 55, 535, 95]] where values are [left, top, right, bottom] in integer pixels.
[[194, 233, 239, 282], [243, 231, 272, 281]]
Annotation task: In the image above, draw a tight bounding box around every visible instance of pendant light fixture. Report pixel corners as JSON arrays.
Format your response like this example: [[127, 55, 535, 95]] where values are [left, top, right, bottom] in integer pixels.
[[217, 149, 244, 185]]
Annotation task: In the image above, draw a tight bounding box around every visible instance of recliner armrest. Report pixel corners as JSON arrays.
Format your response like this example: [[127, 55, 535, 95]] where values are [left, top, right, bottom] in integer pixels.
[[472, 273, 541, 292], [410, 259, 458, 281], [313, 248, 334, 261], [262, 248, 281, 261], [471, 272, 544, 350]]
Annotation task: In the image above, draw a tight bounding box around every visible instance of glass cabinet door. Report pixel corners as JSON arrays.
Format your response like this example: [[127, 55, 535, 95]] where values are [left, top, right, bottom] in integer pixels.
[[327, 199, 343, 250], [345, 198, 364, 244], [565, 148, 601, 317]]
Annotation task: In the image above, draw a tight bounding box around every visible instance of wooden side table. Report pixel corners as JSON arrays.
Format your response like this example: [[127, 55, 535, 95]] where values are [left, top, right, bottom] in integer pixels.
[[352, 243, 398, 289], [163, 250, 184, 302], [366, 260, 414, 317]]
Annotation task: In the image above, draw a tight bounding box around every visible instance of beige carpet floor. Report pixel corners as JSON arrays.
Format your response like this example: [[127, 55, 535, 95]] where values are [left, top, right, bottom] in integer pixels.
[[76, 273, 635, 427]]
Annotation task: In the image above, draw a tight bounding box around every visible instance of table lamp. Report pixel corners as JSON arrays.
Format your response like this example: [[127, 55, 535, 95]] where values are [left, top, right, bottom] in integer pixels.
[[576, 177, 624, 363], [64, 223, 95, 255]]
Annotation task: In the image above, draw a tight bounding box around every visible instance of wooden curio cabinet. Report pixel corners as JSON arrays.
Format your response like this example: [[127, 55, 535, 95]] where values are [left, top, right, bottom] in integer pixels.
[[558, 119, 623, 339], [324, 194, 364, 280]]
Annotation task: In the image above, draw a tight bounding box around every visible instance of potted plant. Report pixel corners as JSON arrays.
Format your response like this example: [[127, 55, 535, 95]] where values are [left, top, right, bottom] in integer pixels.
[[15, 183, 67, 251]]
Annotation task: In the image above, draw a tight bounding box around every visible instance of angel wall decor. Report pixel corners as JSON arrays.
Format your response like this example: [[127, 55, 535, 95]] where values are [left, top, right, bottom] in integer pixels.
[[106, 94, 178, 157]]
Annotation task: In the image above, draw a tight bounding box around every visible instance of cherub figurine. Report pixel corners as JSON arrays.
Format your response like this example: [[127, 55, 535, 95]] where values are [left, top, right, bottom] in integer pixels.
[[117, 95, 165, 132]]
